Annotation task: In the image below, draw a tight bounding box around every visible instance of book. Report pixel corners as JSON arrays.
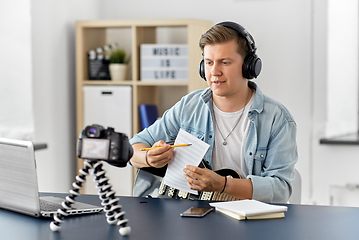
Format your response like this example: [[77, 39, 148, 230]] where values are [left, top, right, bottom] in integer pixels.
[[139, 104, 159, 130], [209, 199, 287, 220], [215, 207, 285, 220]]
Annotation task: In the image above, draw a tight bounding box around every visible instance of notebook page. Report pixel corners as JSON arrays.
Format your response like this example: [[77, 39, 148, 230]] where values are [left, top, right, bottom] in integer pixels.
[[163, 129, 210, 194]]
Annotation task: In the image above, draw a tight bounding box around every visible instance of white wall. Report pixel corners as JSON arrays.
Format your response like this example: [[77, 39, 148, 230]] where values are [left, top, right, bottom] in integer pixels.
[[23, 0, 359, 205], [31, 1, 102, 192], [0, 1, 34, 140]]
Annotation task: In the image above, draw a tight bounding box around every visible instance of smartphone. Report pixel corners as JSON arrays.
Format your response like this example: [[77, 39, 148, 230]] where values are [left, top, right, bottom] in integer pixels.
[[180, 207, 213, 217]]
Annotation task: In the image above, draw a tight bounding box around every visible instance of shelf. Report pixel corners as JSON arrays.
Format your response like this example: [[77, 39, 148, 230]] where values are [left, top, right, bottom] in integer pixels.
[[135, 81, 188, 86], [77, 18, 208, 28], [76, 19, 213, 194], [83, 80, 132, 85], [83, 80, 189, 86], [76, 18, 212, 136], [319, 133, 359, 145]]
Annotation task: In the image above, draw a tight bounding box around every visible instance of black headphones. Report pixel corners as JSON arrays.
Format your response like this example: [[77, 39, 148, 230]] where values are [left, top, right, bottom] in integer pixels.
[[199, 21, 262, 80]]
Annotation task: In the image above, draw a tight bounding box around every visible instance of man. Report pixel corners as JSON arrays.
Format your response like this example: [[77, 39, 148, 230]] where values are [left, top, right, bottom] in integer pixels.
[[129, 21, 297, 203]]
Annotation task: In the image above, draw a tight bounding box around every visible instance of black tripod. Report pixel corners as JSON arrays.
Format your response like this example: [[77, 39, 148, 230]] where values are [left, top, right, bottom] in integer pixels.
[[49, 160, 131, 236]]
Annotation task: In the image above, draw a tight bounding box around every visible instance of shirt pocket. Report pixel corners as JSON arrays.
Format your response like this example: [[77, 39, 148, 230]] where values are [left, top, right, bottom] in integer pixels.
[[253, 150, 267, 175], [181, 127, 205, 140]]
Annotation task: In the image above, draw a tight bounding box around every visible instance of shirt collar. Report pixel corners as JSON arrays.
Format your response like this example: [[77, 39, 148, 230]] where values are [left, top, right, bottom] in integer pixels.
[[200, 81, 264, 114], [248, 81, 264, 114]]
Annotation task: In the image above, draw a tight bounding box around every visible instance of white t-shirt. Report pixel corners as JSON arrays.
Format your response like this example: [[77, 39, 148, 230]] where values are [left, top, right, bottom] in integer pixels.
[[211, 91, 255, 178]]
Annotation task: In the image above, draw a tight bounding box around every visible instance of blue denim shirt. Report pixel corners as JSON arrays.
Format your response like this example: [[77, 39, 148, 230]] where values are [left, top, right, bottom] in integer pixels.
[[130, 81, 298, 203]]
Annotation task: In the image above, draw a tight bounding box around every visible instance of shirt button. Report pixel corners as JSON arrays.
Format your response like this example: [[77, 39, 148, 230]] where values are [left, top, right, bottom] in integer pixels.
[[260, 154, 264, 158], [209, 135, 212, 138], [249, 152, 253, 156]]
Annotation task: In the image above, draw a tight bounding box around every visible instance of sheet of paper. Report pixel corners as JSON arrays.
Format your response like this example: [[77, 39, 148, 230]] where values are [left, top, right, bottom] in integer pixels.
[[163, 129, 210, 194]]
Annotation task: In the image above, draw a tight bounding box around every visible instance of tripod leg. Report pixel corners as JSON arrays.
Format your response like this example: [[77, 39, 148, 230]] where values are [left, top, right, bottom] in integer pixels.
[[49, 160, 92, 231], [92, 161, 131, 236]]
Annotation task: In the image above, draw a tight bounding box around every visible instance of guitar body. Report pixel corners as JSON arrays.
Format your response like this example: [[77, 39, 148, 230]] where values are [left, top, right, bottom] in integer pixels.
[[158, 168, 241, 201], [133, 159, 241, 201]]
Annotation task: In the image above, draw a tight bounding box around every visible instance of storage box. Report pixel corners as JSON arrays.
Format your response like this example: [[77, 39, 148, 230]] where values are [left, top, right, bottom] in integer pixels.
[[83, 85, 132, 196]]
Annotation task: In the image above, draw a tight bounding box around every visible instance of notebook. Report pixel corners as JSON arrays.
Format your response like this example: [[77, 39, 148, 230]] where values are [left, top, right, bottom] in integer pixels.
[[0, 137, 103, 218]]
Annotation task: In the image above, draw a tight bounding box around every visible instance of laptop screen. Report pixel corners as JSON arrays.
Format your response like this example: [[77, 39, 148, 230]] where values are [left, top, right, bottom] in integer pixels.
[[0, 138, 41, 216]]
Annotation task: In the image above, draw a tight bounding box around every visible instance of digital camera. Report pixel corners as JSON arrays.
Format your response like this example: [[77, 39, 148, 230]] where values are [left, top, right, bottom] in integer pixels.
[[77, 124, 133, 167]]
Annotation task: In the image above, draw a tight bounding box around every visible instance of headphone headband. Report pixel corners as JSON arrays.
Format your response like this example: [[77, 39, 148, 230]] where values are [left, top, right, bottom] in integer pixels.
[[215, 21, 257, 54]]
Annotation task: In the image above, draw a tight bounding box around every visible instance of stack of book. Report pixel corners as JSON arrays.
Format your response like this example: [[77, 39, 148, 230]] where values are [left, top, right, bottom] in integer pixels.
[[209, 199, 288, 220], [140, 44, 188, 81]]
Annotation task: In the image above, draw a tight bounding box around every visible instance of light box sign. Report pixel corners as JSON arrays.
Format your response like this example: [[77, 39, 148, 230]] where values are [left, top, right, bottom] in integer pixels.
[[140, 44, 188, 81]]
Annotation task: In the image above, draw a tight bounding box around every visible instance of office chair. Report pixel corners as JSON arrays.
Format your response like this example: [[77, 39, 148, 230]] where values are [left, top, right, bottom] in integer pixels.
[[132, 169, 163, 198], [288, 169, 302, 204]]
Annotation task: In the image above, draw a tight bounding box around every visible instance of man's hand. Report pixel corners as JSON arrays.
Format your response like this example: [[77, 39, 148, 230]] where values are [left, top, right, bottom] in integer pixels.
[[145, 140, 174, 168], [183, 165, 225, 192]]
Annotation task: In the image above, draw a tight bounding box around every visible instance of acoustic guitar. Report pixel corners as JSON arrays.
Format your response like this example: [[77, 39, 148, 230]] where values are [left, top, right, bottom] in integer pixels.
[[158, 168, 241, 201]]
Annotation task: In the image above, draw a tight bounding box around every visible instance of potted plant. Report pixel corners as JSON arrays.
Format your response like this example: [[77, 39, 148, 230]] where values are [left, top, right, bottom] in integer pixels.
[[109, 48, 129, 81]]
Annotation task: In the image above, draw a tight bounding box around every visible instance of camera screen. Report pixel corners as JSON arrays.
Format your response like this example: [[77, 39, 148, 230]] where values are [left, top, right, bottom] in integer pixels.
[[81, 138, 110, 159]]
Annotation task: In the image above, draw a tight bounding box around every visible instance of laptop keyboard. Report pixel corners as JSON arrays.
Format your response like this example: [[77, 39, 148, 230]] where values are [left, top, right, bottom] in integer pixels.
[[39, 199, 63, 211]]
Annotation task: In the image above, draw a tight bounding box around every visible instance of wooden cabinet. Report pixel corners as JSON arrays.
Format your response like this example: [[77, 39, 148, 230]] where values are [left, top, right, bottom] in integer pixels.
[[75, 19, 212, 192]]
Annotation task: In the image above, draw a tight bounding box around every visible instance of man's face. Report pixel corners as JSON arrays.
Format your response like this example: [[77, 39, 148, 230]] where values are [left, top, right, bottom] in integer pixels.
[[203, 39, 247, 99]]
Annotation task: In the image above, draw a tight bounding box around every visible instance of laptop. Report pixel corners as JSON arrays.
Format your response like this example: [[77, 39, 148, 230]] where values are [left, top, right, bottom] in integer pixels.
[[0, 137, 103, 217]]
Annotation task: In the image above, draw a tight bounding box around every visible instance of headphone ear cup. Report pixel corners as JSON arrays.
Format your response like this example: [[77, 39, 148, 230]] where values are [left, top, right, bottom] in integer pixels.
[[242, 54, 262, 79], [242, 55, 252, 79], [199, 58, 206, 81], [251, 56, 262, 79]]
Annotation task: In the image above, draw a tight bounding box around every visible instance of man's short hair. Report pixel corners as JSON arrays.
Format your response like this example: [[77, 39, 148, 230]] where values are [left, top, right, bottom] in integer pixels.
[[199, 25, 255, 59]]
